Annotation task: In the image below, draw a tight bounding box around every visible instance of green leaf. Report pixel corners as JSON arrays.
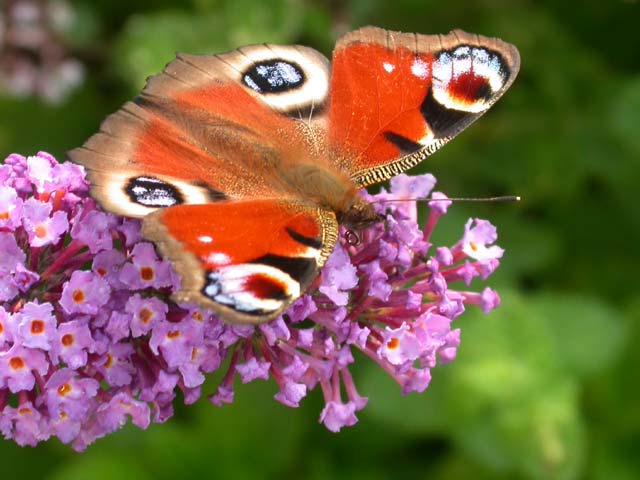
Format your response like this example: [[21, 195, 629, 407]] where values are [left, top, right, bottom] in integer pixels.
[[50, 452, 152, 480], [452, 379, 585, 480], [533, 293, 627, 377]]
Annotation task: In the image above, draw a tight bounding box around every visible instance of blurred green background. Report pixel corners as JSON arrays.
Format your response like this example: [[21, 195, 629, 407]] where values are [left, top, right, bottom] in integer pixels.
[[1, 0, 639, 478]]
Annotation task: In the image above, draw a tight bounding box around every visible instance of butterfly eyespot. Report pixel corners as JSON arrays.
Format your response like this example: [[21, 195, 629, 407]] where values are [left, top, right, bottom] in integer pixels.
[[125, 177, 184, 207], [218, 44, 329, 117], [429, 46, 509, 114], [243, 60, 305, 94], [202, 264, 300, 317], [344, 229, 361, 246]]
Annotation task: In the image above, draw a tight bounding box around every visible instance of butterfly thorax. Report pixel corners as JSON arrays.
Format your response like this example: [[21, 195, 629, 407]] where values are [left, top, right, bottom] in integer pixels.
[[280, 161, 382, 229]]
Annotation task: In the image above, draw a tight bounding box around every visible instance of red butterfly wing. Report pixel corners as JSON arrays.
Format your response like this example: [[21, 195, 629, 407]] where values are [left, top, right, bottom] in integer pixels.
[[142, 199, 338, 323], [328, 27, 520, 187]]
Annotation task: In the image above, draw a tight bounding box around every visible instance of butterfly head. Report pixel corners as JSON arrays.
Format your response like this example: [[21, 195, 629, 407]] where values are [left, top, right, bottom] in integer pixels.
[[339, 196, 385, 230]]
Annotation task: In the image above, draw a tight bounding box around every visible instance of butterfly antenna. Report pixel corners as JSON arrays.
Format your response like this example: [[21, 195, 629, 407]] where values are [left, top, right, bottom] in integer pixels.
[[434, 195, 520, 203], [373, 195, 521, 205]]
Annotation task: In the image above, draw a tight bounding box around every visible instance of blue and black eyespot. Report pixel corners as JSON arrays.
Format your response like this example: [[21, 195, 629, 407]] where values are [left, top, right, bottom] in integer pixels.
[[125, 176, 183, 207], [243, 60, 306, 94]]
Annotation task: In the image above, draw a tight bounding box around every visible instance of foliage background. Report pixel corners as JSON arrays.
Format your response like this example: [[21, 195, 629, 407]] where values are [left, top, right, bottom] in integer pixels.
[[1, 0, 639, 478]]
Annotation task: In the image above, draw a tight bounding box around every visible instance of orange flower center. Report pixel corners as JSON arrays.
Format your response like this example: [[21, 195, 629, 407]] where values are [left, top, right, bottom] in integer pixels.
[[35, 223, 48, 238], [9, 356, 25, 370], [140, 266, 154, 281], [72, 289, 85, 303], [139, 308, 152, 323], [57, 383, 72, 396], [104, 353, 114, 368], [30, 320, 45, 334]]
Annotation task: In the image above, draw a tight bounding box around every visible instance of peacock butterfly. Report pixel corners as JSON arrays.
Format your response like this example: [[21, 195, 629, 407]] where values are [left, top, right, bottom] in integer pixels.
[[68, 26, 520, 324]]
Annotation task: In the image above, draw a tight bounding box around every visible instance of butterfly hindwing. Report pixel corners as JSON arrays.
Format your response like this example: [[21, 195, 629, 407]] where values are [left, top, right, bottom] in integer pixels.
[[327, 26, 520, 187], [141, 199, 338, 323]]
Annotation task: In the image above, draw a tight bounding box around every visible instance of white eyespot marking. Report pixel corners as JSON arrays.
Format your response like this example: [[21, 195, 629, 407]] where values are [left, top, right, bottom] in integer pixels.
[[432, 51, 451, 82], [203, 264, 299, 315], [431, 46, 509, 113], [410, 58, 429, 79], [243, 76, 259, 92], [452, 47, 473, 78], [383, 62, 395, 73], [198, 235, 213, 243], [205, 252, 230, 265]]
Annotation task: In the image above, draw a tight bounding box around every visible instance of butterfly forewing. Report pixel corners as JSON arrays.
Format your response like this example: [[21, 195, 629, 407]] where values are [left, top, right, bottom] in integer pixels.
[[68, 43, 334, 217], [327, 27, 520, 187]]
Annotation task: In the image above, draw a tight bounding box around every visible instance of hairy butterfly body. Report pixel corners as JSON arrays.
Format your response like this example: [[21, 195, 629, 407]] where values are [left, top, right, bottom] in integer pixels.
[[69, 26, 520, 324]]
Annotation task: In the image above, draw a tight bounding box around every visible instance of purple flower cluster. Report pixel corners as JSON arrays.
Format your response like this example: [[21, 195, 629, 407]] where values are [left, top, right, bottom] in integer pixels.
[[0, 151, 504, 450]]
